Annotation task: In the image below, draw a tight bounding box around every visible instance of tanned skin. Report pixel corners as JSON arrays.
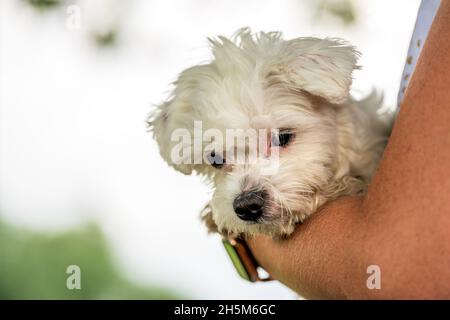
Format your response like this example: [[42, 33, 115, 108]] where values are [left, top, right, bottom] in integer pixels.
[[248, 1, 450, 299]]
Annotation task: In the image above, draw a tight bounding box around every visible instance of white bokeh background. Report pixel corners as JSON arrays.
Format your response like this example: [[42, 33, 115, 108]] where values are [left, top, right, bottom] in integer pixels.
[[0, 0, 420, 299]]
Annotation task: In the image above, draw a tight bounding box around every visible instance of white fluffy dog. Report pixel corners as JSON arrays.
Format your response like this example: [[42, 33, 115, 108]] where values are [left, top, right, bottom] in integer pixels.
[[149, 29, 393, 239]]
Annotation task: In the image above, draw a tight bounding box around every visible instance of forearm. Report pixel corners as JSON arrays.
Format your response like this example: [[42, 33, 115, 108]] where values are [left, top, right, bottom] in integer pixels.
[[249, 196, 369, 299]]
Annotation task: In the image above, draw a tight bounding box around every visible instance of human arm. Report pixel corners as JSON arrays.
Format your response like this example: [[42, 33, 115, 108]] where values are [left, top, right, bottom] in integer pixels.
[[248, 1, 450, 299]]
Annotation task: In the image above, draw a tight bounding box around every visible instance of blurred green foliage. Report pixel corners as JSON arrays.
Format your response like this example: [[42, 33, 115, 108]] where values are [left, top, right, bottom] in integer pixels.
[[23, 0, 120, 49], [94, 30, 118, 48], [24, 0, 63, 11], [0, 220, 181, 299], [317, 0, 357, 25]]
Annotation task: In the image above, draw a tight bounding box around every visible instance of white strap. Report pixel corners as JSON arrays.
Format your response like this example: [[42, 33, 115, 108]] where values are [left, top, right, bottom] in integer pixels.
[[397, 0, 441, 107]]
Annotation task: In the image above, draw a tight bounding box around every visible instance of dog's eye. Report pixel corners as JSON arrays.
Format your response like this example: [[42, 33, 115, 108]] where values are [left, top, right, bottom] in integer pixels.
[[207, 151, 225, 169], [273, 130, 295, 147]]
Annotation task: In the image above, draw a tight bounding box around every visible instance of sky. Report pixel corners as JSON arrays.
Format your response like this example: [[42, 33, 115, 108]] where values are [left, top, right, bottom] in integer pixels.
[[0, 0, 421, 299]]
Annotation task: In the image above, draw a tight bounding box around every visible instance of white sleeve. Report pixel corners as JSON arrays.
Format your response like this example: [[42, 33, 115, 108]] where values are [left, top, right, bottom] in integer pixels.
[[397, 0, 441, 107]]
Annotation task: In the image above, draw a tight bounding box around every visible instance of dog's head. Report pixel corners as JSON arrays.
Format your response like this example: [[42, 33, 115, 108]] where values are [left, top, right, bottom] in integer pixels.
[[149, 29, 359, 237]]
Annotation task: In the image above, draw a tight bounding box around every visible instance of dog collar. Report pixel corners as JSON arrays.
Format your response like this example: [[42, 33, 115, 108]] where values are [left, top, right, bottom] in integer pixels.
[[222, 237, 272, 282]]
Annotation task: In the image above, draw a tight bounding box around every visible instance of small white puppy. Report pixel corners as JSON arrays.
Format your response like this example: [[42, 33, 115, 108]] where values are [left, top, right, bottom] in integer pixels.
[[149, 29, 393, 239]]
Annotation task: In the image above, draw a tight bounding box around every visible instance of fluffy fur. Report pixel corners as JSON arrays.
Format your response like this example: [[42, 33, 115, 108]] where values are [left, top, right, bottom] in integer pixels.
[[149, 28, 393, 238]]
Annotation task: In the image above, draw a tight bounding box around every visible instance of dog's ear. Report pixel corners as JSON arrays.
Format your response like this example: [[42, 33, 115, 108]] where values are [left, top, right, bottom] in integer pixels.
[[200, 203, 219, 234], [148, 66, 207, 175], [266, 38, 360, 104], [200, 203, 236, 238], [148, 100, 195, 175]]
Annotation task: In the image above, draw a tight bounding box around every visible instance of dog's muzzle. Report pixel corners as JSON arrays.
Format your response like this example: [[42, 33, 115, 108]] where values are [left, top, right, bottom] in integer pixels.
[[233, 190, 266, 222]]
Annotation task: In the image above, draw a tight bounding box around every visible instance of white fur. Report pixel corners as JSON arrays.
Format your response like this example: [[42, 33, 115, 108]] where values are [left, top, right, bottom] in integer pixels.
[[149, 28, 393, 238]]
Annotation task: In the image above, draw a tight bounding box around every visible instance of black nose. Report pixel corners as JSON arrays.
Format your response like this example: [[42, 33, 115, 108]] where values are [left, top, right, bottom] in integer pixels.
[[233, 190, 265, 222]]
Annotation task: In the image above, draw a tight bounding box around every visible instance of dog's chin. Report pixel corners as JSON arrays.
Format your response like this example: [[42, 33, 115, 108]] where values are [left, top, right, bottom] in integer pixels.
[[249, 221, 297, 240], [216, 214, 298, 240]]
